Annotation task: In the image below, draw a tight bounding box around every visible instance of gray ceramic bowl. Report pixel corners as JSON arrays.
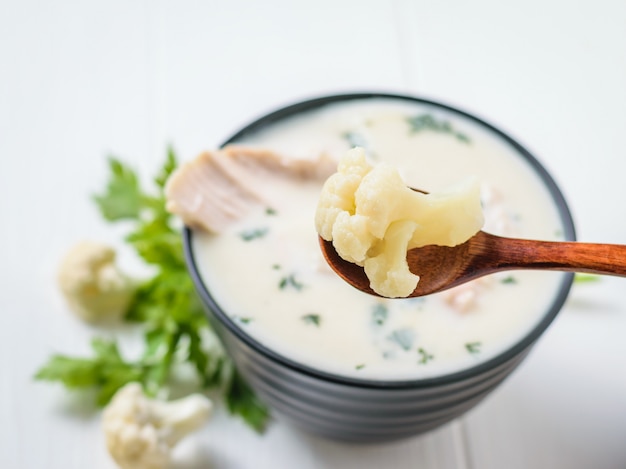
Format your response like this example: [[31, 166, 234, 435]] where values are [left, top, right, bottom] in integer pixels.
[[183, 93, 575, 443]]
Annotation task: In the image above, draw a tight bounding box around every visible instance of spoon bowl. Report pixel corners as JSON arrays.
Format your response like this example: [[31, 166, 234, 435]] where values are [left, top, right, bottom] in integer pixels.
[[320, 231, 626, 298]]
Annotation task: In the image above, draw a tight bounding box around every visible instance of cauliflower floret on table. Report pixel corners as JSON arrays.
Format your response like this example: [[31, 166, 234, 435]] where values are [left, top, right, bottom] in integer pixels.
[[103, 383, 212, 469], [57, 241, 136, 321], [315, 147, 484, 298]]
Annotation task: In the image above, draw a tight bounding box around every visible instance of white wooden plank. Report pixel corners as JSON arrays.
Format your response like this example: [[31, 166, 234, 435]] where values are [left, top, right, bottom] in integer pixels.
[[147, 0, 410, 158], [463, 279, 626, 468]]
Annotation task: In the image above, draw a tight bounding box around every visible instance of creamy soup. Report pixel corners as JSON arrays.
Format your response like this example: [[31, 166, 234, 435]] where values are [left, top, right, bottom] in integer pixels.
[[192, 98, 567, 380]]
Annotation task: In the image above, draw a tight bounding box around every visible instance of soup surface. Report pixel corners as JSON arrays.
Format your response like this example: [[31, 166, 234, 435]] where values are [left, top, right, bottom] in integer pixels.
[[192, 98, 567, 380]]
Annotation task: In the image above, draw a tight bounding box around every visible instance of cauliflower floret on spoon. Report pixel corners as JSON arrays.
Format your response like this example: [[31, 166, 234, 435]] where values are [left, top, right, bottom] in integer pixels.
[[362, 219, 420, 298], [315, 149, 376, 264], [102, 383, 212, 469], [315, 147, 484, 298]]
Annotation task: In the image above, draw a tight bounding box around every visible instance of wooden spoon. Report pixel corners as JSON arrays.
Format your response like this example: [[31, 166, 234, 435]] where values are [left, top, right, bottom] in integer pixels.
[[319, 232, 626, 298]]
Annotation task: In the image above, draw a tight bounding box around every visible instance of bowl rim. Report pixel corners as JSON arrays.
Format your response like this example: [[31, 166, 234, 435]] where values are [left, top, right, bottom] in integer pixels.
[[183, 91, 576, 390]]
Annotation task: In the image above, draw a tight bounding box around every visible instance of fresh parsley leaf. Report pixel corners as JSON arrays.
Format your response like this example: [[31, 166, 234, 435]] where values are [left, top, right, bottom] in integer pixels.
[[93, 158, 144, 220], [126, 218, 184, 268], [501, 276, 518, 285], [223, 368, 270, 433], [355, 364, 365, 370], [35, 356, 101, 389], [36, 148, 270, 432], [154, 146, 177, 189], [35, 338, 143, 406]]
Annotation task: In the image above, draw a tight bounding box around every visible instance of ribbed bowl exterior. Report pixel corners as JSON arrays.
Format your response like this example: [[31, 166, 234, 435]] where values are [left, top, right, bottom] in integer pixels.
[[203, 303, 530, 442], [183, 93, 575, 442]]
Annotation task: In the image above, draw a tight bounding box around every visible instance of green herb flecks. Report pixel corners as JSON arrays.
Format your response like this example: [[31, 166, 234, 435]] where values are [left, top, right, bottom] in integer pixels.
[[372, 303, 389, 326], [279, 273, 305, 291], [417, 347, 434, 364], [35, 148, 269, 433], [355, 364, 365, 370], [272, 264, 281, 270], [388, 328, 415, 351], [234, 316, 253, 324], [501, 276, 518, 285], [406, 114, 470, 144], [265, 207, 277, 216], [574, 273, 601, 284], [240, 228, 269, 241], [302, 314, 321, 327], [465, 342, 482, 354]]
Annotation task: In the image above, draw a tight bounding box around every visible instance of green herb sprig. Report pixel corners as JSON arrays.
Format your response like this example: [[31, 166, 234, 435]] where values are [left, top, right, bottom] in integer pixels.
[[35, 148, 269, 433]]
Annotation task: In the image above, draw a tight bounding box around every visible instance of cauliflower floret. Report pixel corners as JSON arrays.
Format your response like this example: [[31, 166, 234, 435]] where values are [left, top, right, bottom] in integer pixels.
[[331, 212, 375, 264], [363, 220, 420, 298], [103, 383, 212, 469], [315, 147, 484, 298], [314, 148, 371, 241], [57, 241, 135, 321]]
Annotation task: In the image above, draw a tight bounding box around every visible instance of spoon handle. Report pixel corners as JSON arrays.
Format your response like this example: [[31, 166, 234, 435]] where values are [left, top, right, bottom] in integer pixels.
[[479, 232, 626, 276]]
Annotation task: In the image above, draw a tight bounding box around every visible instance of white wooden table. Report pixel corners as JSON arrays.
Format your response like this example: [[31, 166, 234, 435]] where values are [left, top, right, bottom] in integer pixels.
[[2, 1, 626, 467]]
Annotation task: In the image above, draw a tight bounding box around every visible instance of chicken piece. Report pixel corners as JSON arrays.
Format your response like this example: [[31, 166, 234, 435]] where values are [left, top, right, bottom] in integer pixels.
[[223, 145, 336, 180], [165, 145, 336, 233]]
